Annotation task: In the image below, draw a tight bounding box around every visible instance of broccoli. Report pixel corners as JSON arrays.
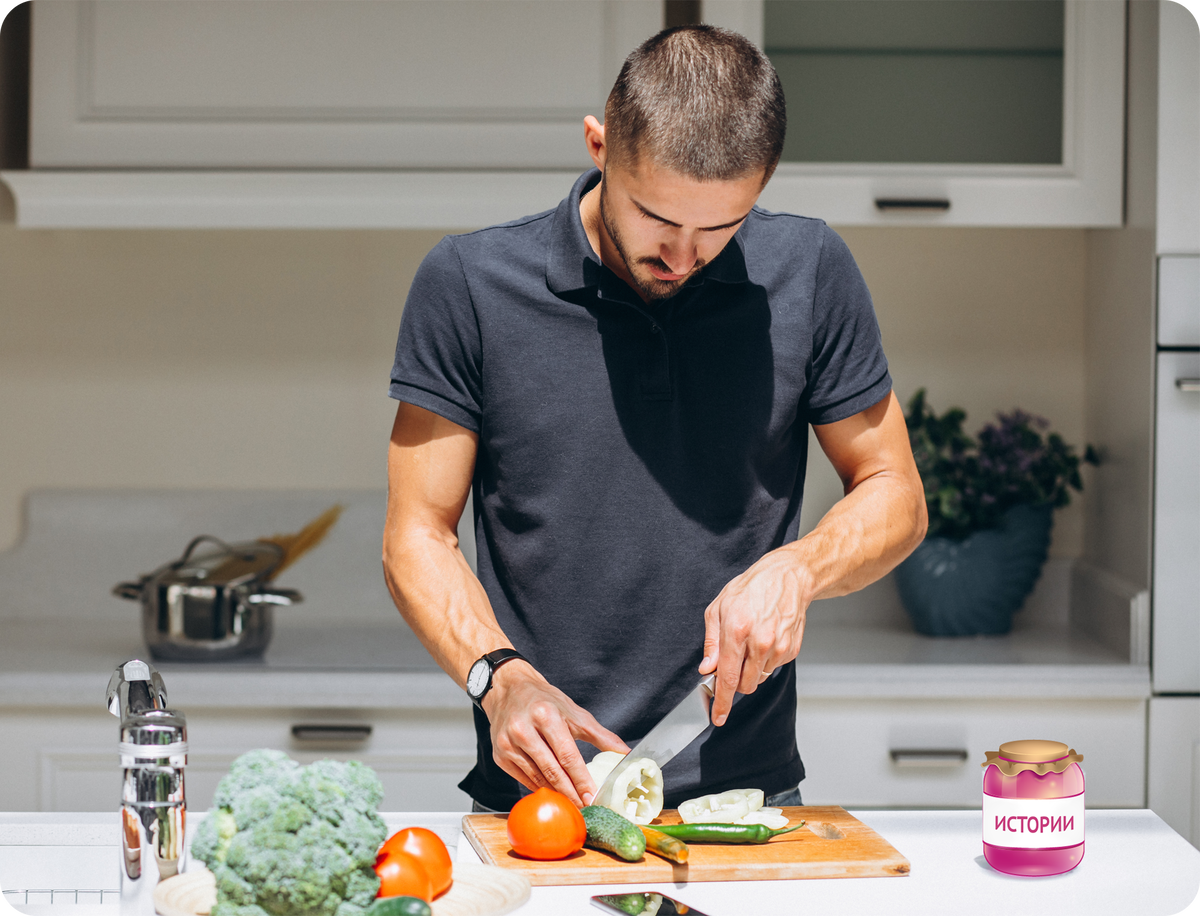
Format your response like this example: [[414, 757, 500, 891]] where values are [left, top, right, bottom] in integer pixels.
[[191, 750, 387, 916]]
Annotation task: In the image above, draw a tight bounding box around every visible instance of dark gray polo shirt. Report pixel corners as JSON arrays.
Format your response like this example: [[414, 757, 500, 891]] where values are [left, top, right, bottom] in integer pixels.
[[390, 169, 891, 810]]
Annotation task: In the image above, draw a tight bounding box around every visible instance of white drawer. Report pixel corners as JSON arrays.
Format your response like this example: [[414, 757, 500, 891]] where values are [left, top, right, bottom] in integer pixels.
[[795, 697, 1145, 808], [183, 708, 477, 812], [0, 706, 477, 813]]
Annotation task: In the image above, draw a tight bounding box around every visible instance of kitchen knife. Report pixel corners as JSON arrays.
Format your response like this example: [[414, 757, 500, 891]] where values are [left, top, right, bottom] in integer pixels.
[[592, 674, 716, 805]]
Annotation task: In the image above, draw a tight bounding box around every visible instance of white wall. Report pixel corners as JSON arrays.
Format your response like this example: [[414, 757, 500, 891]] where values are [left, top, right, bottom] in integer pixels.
[[0, 214, 1090, 560]]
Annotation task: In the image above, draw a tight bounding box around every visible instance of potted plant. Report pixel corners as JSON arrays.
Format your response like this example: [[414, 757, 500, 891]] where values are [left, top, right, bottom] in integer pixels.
[[896, 389, 1099, 636]]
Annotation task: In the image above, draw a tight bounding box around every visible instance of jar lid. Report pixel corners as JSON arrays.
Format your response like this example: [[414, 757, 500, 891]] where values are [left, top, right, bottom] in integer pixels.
[[982, 739, 1083, 776]]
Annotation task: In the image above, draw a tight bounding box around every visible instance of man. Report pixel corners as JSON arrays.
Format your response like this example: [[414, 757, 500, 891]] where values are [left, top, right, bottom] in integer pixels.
[[383, 26, 926, 813]]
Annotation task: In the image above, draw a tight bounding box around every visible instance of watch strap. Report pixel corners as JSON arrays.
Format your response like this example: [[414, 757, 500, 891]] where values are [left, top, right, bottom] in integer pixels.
[[484, 648, 527, 669]]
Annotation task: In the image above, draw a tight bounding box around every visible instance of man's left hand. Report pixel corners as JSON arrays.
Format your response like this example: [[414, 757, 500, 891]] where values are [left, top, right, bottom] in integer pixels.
[[698, 392, 928, 726], [698, 547, 811, 725]]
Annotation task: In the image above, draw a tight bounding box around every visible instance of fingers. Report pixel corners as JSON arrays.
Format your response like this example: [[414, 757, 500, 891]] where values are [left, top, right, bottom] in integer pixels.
[[705, 584, 800, 725], [699, 605, 720, 676], [489, 679, 626, 807], [573, 717, 632, 757]]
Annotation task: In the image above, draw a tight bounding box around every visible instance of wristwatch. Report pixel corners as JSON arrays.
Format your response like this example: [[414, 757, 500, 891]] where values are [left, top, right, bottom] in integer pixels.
[[466, 648, 528, 709]]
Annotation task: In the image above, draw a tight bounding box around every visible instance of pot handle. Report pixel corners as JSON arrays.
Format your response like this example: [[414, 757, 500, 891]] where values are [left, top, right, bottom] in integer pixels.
[[113, 581, 144, 601], [243, 587, 304, 607]]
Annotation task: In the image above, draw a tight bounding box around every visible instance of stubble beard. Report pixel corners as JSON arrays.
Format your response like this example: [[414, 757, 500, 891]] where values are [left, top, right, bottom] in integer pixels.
[[599, 179, 704, 302]]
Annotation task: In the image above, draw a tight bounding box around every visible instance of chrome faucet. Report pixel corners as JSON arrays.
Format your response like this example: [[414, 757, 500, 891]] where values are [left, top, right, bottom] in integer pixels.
[[106, 659, 188, 916]]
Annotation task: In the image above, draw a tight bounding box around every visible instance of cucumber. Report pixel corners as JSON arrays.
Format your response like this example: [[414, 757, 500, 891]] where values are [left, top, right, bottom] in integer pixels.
[[366, 896, 432, 916], [594, 893, 647, 915], [581, 805, 646, 861]]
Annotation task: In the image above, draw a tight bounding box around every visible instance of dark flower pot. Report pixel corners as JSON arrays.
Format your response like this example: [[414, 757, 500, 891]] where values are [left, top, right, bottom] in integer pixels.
[[895, 503, 1054, 636]]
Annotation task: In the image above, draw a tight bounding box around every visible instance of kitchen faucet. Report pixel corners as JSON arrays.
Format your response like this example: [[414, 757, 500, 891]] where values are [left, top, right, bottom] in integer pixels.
[[105, 659, 188, 916]]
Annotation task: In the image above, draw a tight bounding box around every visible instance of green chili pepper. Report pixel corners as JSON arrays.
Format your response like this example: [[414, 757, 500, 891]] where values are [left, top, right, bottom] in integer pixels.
[[649, 821, 805, 844]]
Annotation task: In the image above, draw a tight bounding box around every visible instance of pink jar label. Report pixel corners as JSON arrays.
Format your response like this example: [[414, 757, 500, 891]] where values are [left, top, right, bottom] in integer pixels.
[[982, 793, 1084, 848]]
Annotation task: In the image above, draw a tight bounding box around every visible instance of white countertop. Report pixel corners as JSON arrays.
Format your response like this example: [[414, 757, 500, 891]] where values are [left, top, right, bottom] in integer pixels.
[[0, 617, 1149, 710], [1, 810, 1196, 916]]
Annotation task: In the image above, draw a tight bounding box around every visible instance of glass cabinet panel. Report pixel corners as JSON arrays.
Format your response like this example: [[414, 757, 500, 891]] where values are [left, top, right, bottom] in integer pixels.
[[764, 0, 1065, 165]]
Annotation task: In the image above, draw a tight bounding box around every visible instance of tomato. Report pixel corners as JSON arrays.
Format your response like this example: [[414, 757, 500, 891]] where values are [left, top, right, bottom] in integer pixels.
[[506, 787, 586, 860], [377, 827, 453, 897], [374, 850, 432, 902]]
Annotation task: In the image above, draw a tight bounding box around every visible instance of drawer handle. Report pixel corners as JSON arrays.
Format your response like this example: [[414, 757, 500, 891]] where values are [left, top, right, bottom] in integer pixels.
[[291, 724, 373, 742], [874, 197, 951, 212], [1177, 378, 1200, 392], [889, 748, 969, 767]]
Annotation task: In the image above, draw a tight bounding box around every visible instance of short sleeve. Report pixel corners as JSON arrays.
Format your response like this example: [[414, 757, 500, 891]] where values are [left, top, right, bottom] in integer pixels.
[[804, 225, 892, 425], [389, 236, 484, 433]]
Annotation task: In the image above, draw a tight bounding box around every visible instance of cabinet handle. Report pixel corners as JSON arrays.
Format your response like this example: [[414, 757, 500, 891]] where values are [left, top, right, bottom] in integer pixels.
[[874, 197, 951, 212], [291, 724, 372, 742], [1177, 378, 1200, 392], [889, 748, 969, 767]]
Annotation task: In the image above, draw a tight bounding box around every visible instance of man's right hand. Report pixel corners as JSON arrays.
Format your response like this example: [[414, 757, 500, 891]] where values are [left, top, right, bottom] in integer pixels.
[[482, 660, 630, 808]]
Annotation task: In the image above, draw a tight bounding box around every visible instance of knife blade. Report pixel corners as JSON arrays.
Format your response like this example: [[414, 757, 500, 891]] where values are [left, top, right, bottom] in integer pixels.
[[591, 673, 716, 806]]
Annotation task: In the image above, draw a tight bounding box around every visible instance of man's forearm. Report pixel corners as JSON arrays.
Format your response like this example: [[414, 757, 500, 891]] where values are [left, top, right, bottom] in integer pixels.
[[382, 520, 509, 690], [787, 465, 927, 604]]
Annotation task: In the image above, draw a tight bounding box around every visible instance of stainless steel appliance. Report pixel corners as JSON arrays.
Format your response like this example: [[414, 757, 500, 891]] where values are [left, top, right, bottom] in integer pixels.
[[114, 535, 302, 660], [1152, 260, 1200, 694]]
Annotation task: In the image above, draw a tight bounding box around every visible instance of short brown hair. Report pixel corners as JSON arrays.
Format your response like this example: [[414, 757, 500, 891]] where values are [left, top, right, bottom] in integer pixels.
[[604, 25, 786, 184]]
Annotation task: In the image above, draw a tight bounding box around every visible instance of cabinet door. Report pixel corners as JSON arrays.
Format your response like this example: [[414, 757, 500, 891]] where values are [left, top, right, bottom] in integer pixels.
[[30, 0, 662, 169], [0, 709, 116, 812], [795, 697, 1145, 808], [1149, 697, 1200, 849], [1153, 351, 1200, 693], [707, 0, 1124, 226]]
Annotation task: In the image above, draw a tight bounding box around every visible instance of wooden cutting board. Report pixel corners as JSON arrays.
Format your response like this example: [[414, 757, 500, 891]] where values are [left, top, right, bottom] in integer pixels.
[[462, 806, 909, 886]]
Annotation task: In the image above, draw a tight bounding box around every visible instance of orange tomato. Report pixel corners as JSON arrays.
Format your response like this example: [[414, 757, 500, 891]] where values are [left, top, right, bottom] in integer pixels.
[[374, 849, 432, 901], [506, 787, 586, 860], [377, 827, 453, 898]]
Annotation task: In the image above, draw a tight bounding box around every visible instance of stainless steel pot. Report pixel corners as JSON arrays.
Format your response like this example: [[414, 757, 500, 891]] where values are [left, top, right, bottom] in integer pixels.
[[114, 535, 303, 661]]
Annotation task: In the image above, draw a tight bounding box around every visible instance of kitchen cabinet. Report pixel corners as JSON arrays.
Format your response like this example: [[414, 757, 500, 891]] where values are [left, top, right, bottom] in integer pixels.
[[795, 696, 1145, 808], [1149, 698, 1200, 848], [4, 0, 1124, 228], [714, 0, 1125, 226], [0, 695, 1147, 813], [0, 706, 476, 813], [26, 0, 660, 170], [1152, 350, 1200, 694]]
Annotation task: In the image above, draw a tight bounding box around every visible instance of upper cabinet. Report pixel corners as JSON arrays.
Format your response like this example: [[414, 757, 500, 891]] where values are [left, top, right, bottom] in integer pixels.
[[7, 0, 1124, 228], [709, 0, 1125, 226], [27, 0, 660, 169]]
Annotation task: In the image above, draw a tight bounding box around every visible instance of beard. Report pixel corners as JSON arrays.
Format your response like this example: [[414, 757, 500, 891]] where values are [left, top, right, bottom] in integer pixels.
[[599, 180, 706, 302]]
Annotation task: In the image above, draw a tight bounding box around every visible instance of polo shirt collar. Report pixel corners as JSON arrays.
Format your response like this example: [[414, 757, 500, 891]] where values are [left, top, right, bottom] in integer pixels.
[[546, 169, 605, 296], [546, 168, 751, 296]]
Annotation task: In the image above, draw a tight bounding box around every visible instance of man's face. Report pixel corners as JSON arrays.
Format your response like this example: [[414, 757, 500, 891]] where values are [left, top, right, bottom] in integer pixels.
[[597, 157, 765, 302]]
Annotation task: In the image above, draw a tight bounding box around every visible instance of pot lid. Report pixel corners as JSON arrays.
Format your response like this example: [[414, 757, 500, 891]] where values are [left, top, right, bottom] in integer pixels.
[[156, 536, 283, 588]]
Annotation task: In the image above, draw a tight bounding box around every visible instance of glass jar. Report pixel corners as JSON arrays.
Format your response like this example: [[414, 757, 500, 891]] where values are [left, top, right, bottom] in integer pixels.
[[982, 739, 1084, 876]]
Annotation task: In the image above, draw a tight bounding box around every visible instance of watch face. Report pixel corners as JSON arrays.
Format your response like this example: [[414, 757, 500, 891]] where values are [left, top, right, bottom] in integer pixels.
[[466, 658, 490, 698]]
